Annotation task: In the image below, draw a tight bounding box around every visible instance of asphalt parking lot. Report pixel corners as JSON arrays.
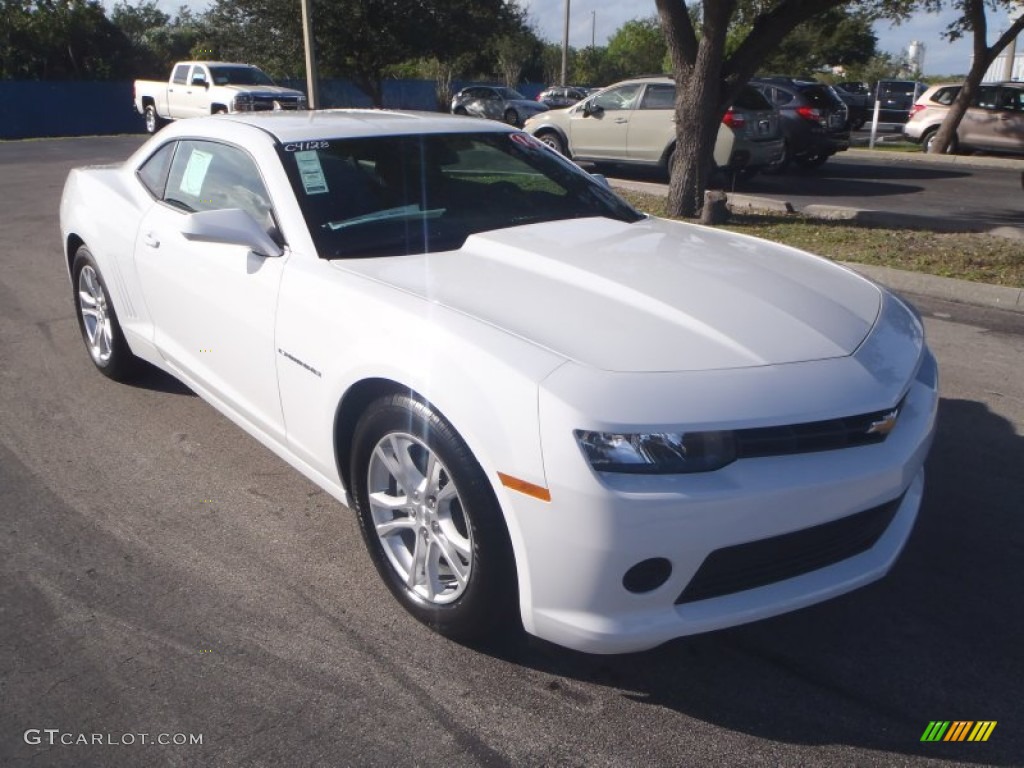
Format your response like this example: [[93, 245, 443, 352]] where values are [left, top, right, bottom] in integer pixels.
[[1, 136, 1022, 767]]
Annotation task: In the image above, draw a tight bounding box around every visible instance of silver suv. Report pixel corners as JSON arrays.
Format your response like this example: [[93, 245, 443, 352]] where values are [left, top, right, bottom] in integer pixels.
[[904, 82, 1024, 155], [523, 76, 783, 177]]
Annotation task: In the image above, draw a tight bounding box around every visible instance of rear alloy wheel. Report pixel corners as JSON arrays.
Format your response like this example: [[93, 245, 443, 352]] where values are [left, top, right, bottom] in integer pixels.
[[537, 131, 566, 155], [503, 108, 520, 126], [72, 246, 140, 381], [923, 128, 957, 155], [454, 107, 468, 116], [350, 394, 517, 641], [144, 105, 162, 134]]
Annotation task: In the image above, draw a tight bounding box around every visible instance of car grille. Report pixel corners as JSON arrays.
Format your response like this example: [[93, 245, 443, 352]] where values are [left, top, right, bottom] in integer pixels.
[[734, 398, 905, 459], [675, 493, 904, 605], [248, 96, 302, 111]]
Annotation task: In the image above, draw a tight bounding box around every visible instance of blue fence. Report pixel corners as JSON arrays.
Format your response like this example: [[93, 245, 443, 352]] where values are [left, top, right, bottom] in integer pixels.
[[0, 79, 545, 140]]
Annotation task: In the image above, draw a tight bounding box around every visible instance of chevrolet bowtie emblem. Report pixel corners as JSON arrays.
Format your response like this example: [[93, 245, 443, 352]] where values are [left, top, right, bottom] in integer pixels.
[[867, 408, 901, 436]]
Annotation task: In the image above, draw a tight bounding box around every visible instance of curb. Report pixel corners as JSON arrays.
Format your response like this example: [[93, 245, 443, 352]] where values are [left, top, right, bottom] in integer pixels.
[[845, 147, 1024, 172]]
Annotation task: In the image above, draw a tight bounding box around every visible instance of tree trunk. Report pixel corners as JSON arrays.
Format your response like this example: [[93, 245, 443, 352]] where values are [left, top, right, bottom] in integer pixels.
[[659, 0, 733, 218]]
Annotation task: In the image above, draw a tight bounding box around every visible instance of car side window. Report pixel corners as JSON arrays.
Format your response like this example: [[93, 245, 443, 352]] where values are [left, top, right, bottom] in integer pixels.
[[171, 64, 189, 85], [998, 87, 1022, 111], [773, 88, 794, 106], [639, 84, 675, 110], [136, 141, 177, 199], [592, 84, 642, 112], [974, 86, 999, 110], [190, 66, 208, 87], [163, 140, 277, 234]]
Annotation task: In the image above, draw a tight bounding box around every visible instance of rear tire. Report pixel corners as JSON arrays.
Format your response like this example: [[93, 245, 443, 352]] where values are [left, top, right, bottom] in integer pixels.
[[504, 108, 520, 126], [72, 246, 141, 382], [350, 393, 518, 642], [923, 127, 957, 154], [144, 105, 162, 134]]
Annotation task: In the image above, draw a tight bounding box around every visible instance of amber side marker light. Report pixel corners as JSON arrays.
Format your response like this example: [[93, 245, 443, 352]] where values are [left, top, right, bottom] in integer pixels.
[[497, 472, 552, 502]]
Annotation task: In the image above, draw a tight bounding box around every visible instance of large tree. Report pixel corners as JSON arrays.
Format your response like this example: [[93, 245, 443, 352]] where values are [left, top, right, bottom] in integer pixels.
[[655, 0, 898, 218], [926, 0, 1024, 154]]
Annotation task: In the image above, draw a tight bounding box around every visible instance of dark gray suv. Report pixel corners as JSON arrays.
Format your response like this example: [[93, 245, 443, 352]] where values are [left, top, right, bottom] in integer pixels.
[[752, 78, 850, 171]]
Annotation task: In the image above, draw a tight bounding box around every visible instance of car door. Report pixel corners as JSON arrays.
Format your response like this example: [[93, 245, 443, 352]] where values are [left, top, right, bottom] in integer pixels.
[[134, 138, 288, 440], [180, 65, 211, 118], [626, 83, 676, 163], [981, 85, 1024, 153], [166, 63, 191, 119], [960, 85, 1002, 149], [568, 83, 642, 161]]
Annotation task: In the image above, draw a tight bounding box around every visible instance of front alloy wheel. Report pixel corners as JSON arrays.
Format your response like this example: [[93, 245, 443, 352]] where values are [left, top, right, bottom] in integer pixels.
[[367, 432, 473, 604], [351, 394, 517, 642]]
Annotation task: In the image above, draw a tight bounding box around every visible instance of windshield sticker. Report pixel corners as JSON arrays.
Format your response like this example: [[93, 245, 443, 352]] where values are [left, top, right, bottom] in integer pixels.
[[295, 150, 329, 195], [179, 148, 213, 196]]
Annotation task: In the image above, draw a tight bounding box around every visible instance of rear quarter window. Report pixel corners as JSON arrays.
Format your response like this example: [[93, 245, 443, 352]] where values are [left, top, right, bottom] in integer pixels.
[[930, 87, 960, 106], [733, 86, 772, 110]]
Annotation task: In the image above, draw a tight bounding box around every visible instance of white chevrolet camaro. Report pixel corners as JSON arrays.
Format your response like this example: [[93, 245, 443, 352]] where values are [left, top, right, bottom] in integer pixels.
[[60, 111, 938, 654]]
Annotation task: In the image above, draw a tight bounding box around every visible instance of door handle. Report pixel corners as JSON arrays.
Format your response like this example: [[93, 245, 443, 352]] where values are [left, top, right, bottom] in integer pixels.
[[614, 118, 629, 124], [144, 232, 160, 248]]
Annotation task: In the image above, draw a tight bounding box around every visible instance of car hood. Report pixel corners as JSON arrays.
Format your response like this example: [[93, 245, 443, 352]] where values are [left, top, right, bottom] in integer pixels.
[[221, 85, 302, 97], [335, 216, 882, 373]]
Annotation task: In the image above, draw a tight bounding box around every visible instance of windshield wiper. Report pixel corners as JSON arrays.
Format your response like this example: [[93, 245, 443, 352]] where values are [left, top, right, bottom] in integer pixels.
[[324, 205, 446, 231]]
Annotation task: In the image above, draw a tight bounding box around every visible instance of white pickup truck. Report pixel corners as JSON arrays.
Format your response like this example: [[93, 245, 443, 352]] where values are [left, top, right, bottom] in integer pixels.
[[134, 61, 307, 133]]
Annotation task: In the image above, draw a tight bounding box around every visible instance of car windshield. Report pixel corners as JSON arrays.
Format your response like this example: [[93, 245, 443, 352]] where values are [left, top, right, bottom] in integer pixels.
[[278, 131, 643, 259], [494, 87, 526, 100], [209, 66, 275, 86]]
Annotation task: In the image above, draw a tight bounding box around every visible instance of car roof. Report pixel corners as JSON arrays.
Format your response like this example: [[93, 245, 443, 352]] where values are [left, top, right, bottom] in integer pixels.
[[211, 109, 516, 143]]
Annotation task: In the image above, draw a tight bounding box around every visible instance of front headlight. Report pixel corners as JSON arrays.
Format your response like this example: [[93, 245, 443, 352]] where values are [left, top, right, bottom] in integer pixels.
[[574, 430, 737, 474], [233, 93, 254, 109]]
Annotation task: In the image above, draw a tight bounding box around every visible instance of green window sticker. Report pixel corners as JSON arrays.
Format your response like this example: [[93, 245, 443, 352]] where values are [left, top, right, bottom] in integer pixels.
[[295, 150, 329, 195], [180, 148, 213, 196]]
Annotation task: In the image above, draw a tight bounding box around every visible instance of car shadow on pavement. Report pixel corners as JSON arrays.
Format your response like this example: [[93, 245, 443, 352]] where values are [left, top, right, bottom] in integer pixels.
[[484, 396, 1023, 764], [124, 360, 196, 396]]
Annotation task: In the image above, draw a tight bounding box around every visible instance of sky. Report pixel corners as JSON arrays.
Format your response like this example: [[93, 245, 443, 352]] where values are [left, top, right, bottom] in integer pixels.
[[521, 0, 1020, 76]]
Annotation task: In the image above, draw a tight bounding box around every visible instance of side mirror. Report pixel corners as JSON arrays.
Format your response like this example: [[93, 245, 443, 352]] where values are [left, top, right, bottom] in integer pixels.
[[191, 76, 207, 88], [181, 208, 283, 258], [583, 102, 603, 118]]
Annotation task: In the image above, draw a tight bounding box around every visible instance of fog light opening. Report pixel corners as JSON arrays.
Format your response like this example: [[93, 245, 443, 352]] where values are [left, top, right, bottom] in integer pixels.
[[623, 558, 672, 594]]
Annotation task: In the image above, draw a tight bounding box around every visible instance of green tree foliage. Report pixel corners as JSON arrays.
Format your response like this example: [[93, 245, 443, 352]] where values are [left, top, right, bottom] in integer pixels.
[[606, 17, 668, 77], [757, 7, 878, 75], [1, 0, 134, 79]]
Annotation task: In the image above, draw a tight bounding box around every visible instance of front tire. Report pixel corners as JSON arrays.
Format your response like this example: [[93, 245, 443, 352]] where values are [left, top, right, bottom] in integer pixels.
[[72, 246, 140, 381], [536, 131, 566, 155], [350, 394, 517, 642]]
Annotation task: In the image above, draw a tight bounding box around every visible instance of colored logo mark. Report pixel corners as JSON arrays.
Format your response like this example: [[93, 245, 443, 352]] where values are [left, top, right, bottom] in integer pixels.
[[921, 721, 996, 742]]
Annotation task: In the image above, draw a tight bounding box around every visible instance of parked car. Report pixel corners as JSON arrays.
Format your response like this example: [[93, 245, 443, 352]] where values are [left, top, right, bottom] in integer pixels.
[[523, 75, 784, 179], [904, 81, 1024, 155], [537, 85, 589, 109], [832, 81, 872, 130], [450, 85, 548, 127], [60, 110, 937, 654], [751, 77, 850, 171], [134, 61, 306, 133], [873, 80, 928, 124]]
